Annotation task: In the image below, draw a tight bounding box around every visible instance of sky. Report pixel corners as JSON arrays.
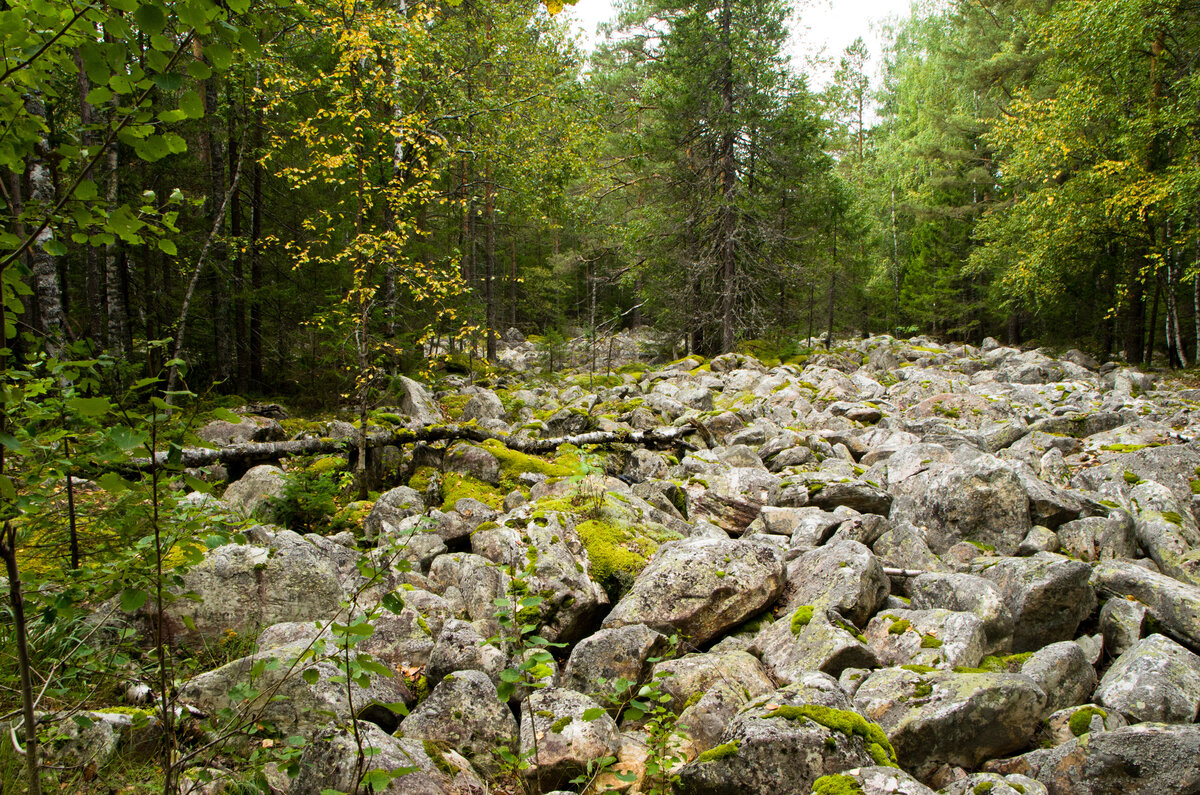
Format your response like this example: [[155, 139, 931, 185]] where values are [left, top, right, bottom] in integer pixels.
[[563, 0, 918, 90]]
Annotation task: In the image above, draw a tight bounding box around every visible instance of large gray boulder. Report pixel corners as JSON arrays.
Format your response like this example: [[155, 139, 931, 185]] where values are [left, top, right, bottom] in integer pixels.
[[753, 607, 879, 682], [178, 642, 413, 737], [1099, 597, 1148, 658], [1129, 480, 1200, 587], [908, 572, 1014, 656], [445, 443, 501, 485], [863, 609, 986, 669], [971, 553, 1096, 652], [1091, 560, 1200, 650], [460, 389, 505, 422], [603, 538, 784, 646], [560, 624, 669, 700], [853, 668, 1046, 777], [196, 415, 285, 446], [676, 674, 896, 795], [1019, 641, 1097, 717], [397, 375, 443, 426], [398, 669, 517, 776], [889, 455, 1031, 555], [363, 486, 425, 541], [291, 723, 483, 795], [161, 531, 346, 649], [1094, 634, 1200, 723], [1013, 723, 1200, 795], [1071, 442, 1200, 515], [426, 619, 507, 689], [1057, 513, 1138, 562], [427, 553, 511, 634], [471, 510, 609, 644], [222, 464, 287, 519], [781, 540, 889, 626], [812, 767, 935, 795], [650, 650, 775, 755], [519, 687, 620, 790]]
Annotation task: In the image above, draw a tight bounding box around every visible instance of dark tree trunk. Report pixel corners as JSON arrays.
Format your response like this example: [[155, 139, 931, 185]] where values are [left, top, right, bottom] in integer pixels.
[[249, 107, 264, 386], [717, 0, 737, 354]]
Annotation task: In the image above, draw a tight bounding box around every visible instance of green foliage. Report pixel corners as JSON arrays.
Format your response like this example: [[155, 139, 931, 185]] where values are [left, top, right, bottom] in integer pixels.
[[268, 464, 355, 534]]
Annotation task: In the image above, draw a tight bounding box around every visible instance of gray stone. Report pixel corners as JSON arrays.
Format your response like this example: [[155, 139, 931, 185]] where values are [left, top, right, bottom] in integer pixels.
[[603, 538, 784, 646], [1091, 560, 1200, 653], [781, 540, 890, 626], [1099, 597, 1148, 658], [398, 669, 517, 775], [1094, 633, 1200, 723], [1024, 723, 1200, 795], [222, 464, 286, 520], [397, 375, 443, 425], [941, 773, 1046, 795], [863, 609, 986, 669], [809, 480, 893, 515], [196, 415, 285, 446], [1017, 525, 1059, 556], [890, 455, 1031, 556], [1130, 480, 1200, 587], [1057, 514, 1138, 562], [460, 390, 505, 422], [754, 607, 879, 682], [519, 687, 620, 790], [816, 767, 935, 795], [445, 443, 501, 485], [1019, 641, 1097, 717], [560, 624, 669, 700], [971, 553, 1096, 653], [676, 674, 892, 795], [853, 668, 1046, 778], [178, 641, 413, 737], [1042, 703, 1126, 746], [363, 486, 425, 541], [291, 723, 483, 795], [160, 531, 346, 649], [908, 573, 1014, 656], [426, 619, 507, 689]]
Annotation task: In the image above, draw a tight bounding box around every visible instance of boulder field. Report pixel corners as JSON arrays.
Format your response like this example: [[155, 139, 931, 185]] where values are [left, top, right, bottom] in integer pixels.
[[81, 336, 1200, 793]]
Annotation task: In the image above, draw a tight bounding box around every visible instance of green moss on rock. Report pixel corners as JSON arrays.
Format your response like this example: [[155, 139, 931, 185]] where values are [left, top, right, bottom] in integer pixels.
[[791, 605, 814, 635], [812, 774, 865, 794], [696, 740, 740, 763], [1068, 705, 1107, 737], [763, 704, 898, 767], [888, 618, 912, 635]]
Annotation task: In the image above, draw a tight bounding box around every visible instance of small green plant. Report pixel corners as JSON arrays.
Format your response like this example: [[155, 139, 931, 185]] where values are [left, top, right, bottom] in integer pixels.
[[268, 464, 355, 534], [582, 637, 687, 795], [490, 547, 563, 794]]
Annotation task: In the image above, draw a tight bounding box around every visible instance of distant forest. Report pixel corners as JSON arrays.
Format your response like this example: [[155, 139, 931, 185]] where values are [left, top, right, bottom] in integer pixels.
[[5, 0, 1199, 398]]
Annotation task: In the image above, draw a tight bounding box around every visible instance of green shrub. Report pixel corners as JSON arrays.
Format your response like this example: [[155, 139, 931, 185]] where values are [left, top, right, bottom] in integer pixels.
[[270, 466, 354, 534]]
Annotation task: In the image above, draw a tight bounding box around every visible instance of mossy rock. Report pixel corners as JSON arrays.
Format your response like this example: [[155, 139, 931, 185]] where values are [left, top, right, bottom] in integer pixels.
[[764, 704, 898, 767], [791, 605, 814, 635], [439, 473, 505, 512]]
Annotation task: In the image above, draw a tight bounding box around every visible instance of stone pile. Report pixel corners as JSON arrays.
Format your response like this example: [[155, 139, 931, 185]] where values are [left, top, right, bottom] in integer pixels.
[[80, 336, 1200, 793]]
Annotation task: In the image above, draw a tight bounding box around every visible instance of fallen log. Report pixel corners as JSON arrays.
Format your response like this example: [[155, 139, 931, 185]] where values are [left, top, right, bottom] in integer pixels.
[[128, 423, 697, 472]]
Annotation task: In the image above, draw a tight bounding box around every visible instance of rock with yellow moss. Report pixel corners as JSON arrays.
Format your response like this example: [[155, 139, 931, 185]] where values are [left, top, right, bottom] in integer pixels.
[[676, 673, 894, 795], [602, 537, 784, 646]]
